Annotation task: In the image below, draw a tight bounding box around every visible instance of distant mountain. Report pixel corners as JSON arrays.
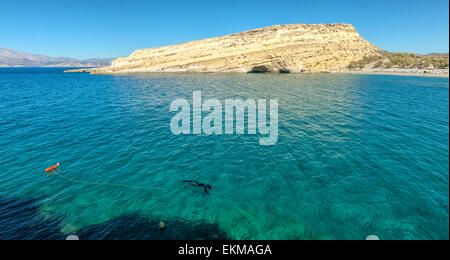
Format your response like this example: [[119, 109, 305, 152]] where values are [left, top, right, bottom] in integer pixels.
[[0, 47, 114, 67]]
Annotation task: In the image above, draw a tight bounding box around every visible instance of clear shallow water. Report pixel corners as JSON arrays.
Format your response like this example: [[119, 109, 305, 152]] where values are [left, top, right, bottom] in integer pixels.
[[0, 68, 448, 240]]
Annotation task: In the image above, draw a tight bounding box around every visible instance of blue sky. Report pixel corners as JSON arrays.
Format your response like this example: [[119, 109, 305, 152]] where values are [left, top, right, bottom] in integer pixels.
[[1, 0, 448, 59]]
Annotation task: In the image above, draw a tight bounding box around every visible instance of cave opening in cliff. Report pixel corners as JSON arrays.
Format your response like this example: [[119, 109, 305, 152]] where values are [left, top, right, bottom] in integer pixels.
[[248, 65, 291, 73], [249, 66, 270, 73], [278, 68, 290, 73]]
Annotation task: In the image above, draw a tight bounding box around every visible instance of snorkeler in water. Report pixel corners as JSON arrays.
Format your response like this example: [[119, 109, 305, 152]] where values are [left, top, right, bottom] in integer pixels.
[[183, 180, 212, 194]]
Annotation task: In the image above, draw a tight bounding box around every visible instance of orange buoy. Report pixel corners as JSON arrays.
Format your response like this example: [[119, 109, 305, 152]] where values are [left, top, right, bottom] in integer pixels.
[[45, 162, 60, 172]]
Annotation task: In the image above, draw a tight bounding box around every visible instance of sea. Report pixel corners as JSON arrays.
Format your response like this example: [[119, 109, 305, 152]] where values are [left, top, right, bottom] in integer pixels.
[[0, 68, 448, 240]]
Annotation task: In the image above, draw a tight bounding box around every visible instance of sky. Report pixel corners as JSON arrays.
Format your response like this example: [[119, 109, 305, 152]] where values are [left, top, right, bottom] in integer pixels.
[[0, 0, 448, 59]]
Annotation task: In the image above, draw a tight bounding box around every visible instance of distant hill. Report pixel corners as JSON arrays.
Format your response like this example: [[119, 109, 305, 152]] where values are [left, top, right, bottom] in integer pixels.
[[0, 47, 114, 67], [82, 23, 381, 74], [348, 52, 449, 70]]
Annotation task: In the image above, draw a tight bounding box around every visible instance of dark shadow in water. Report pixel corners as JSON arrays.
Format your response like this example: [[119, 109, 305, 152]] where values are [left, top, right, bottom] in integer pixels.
[[0, 197, 230, 240], [0, 198, 65, 240], [75, 214, 230, 240]]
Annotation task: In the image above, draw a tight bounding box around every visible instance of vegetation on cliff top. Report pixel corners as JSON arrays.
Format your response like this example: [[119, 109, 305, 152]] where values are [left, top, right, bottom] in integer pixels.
[[348, 52, 449, 70]]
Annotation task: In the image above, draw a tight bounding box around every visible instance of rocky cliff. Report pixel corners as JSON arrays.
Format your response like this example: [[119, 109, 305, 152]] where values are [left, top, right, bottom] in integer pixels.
[[74, 23, 382, 74]]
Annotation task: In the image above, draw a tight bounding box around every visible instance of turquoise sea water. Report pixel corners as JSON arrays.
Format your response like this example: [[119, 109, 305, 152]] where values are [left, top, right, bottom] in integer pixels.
[[0, 68, 448, 240]]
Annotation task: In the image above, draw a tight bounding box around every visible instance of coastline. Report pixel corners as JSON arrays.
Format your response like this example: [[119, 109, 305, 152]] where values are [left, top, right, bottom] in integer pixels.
[[64, 67, 449, 78]]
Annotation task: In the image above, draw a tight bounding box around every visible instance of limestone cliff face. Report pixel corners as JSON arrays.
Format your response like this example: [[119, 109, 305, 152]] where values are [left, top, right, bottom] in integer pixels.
[[88, 23, 381, 74]]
